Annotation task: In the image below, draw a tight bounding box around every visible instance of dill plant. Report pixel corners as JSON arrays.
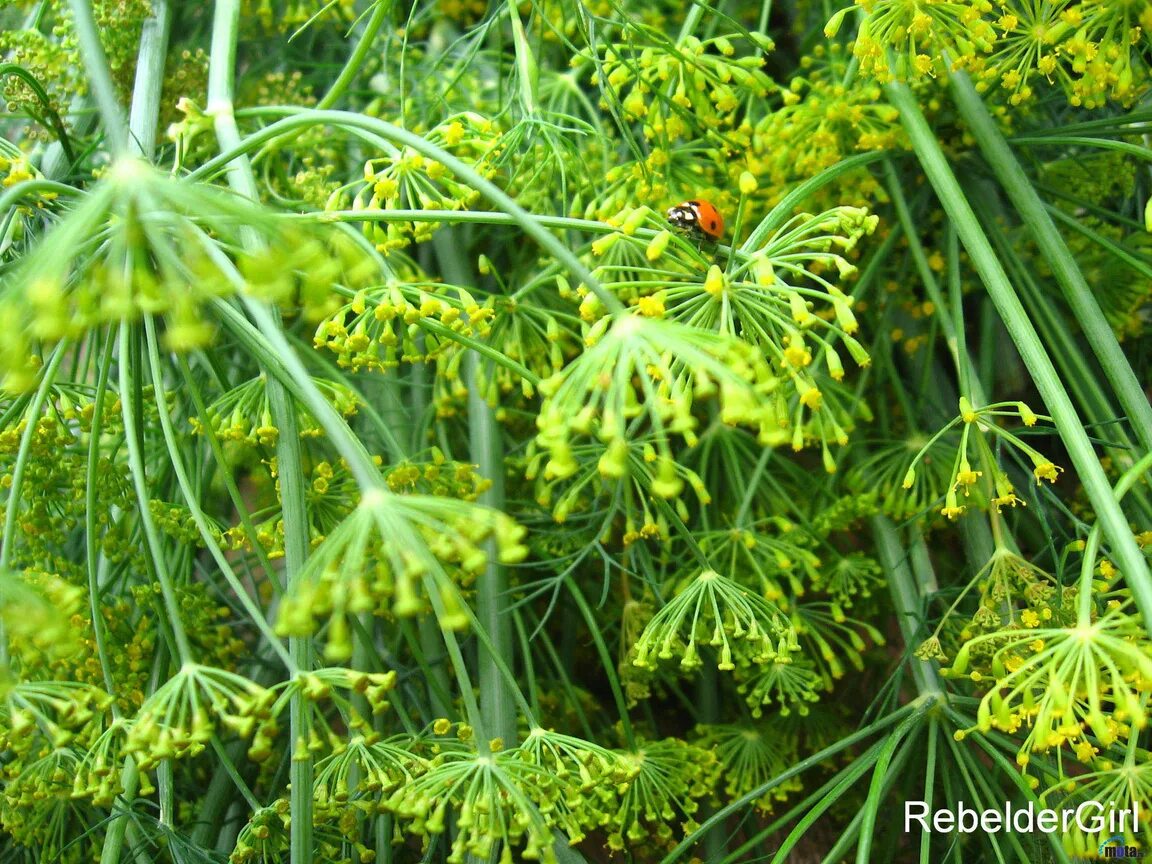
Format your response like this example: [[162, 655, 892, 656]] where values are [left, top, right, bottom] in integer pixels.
[[0, 0, 1150, 862]]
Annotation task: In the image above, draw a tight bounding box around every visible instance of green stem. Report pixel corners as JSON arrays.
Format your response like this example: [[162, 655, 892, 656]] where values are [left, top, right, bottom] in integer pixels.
[[85, 336, 121, 704], [117, 322, 194, 663], [99, 758, 141, 864], [872, 516, 944, 698], [740, 151, 887, 252], [125, 0, 171, 160], [663, 700, 926, 864], [1077, 448, 1152, 626], [175, 356, 283, 595], [316, 0, 389, 110], [854, 713, 925, 864], [0, 64, 76, 165], [434, 231, 518, 747], [143, 319, 295, 669], [886, 77, 1152, 634], [66, 0, 127, 154], [0, 342, 67, 573], [947, 66, 1152, 455], [207, 1, 314, 858], [883, 159, 984, 404], [564, 577, 635, 748]]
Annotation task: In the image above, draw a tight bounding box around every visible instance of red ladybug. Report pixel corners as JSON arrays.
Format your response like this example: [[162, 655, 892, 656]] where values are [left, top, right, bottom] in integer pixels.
[[666, 199, 724, 242]]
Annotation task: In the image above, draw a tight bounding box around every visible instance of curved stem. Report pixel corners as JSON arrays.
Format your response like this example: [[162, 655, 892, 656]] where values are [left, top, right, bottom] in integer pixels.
[[1077, 448, 1152, 626], [434, 230, 519, 746], [206, 2, 314, 858], [186, 108, 625, 314], [661, 699, 927, 864], [117, 322, 194, 663], [142, 317, 295, 669], [85, 335, 121, 704], [316, 0, 390, 110]]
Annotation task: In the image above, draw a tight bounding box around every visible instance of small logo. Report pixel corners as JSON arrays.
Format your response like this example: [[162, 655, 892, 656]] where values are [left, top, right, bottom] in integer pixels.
[[1099, 834, 1147, 860]]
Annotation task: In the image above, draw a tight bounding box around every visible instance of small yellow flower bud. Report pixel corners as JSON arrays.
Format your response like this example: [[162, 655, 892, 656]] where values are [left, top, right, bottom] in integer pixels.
[[646, 230, 671, 260], [704, 265, 725, 295], [754, 256, 775, 285]]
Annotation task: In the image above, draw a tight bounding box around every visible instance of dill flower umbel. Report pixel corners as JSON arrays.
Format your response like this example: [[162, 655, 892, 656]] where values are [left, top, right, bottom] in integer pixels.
[[275, 487, 527, 658], [631, 569, 797, 672], [947, 609, 1152, 760]]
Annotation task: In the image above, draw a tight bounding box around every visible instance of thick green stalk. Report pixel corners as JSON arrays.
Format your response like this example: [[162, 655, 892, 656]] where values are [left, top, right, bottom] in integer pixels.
[[886, 79, 1152, 632], [85, 336, 134, 864], [99, 760, 141, 864], [207, 1, 313, 859], [84, 336, 120, 700], [947, 66, 1152, 454], [872, 517, 944, 699], [434, 231, 518, 746], [126, 0, 171, 160], [67, 0, 127, 154]]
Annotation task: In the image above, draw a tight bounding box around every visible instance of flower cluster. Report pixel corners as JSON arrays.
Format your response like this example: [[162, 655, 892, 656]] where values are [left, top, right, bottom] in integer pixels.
[[532, 314, 779, 528], [0, 161, 380, 389], [902, 398, 1063, 521], [275, 488, 528, 658], [590, 32, 775, 141], [190, 375, 361, 448], [124, 664, 277, 770], [348, 113, 501, 252], [312, 278, 493, 374], [604, 737, 715, 851], [631, 569, 797, 672], [695, 723, 804, 812], [845, 0, 1152, 107], [946, 608, 1152, 764], [382, 733, 569, 863], [609, 204, 877, 455], [753, 43, 903, 203]]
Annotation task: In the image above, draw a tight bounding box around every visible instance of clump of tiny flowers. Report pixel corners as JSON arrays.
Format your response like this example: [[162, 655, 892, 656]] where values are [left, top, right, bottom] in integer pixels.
[[902, 397, 1062, 521], [533, 313, 779, 525], [588, 32, 775, 142], [631, 569, 798, 673], [344, 113, 500, 252], [190, 375, 360, 448], [275, 487, 528, 659], [945, 607, 1152, 767]]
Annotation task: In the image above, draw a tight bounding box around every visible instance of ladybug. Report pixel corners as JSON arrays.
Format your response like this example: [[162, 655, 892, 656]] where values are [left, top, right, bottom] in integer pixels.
[[666, 199, 724, 242]]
